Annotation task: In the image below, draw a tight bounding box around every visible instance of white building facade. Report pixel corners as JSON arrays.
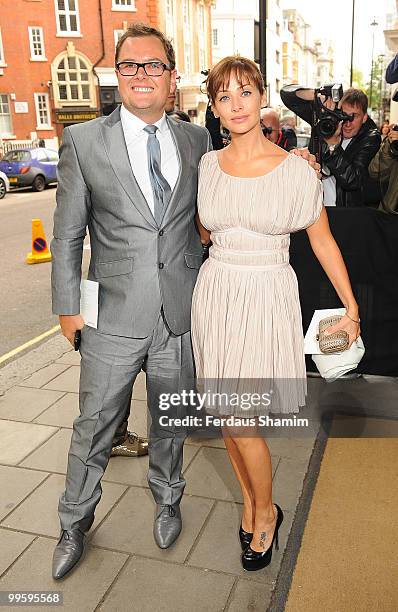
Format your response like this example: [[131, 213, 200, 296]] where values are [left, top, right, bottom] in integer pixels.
[[211, 0, 284, 107]]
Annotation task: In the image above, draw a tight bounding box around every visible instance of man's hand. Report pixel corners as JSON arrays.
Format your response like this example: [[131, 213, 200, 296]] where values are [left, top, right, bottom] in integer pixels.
[[59, 314, 85, 347], [290, 147, 321, 179]]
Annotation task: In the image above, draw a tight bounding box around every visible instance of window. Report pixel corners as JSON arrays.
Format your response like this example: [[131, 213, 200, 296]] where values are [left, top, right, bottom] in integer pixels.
[[112, 0, 136, 11], [114, 29, 124, 48], [56, 55, 91, 101], [55, 0, 80, 35], [212, 29, 218, 46], [0, 28, 5, 65], [184, 44, 191, 74], [276, 50, 280, 64], [34, 93, 51, 129], [183, 0, 190, 28], [4, 151, 31, 162], [276, 78, 280, 93], [36, 149, 49, 161], [0, 94, 13, 136], [276, 21, 280, 36], [29, 27, 46, 60]]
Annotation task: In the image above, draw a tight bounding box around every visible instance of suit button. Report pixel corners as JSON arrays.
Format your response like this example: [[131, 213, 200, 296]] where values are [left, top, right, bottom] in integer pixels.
[[158, 262, 164, 269], [159, 230, 164, 236]]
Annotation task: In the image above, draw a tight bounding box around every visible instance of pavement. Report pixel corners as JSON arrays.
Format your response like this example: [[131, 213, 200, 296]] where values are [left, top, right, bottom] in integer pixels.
[[0, 333, 319, 611]]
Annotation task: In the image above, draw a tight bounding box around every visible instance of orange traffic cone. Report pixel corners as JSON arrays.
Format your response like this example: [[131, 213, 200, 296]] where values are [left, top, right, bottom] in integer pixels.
[[26, 219, 52, 264]]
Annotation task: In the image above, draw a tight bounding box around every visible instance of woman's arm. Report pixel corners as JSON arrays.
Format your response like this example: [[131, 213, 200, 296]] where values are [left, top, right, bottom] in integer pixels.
[[306, 207, 360, 343], [195, 212, 211, 245]]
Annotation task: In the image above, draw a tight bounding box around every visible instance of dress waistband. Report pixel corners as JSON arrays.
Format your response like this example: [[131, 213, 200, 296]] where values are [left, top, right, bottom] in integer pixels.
[[209, 243, 290, 270]]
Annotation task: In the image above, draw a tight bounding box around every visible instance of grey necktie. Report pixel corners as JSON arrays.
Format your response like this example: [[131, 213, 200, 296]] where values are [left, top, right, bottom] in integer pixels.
[[144, 124, 172, 225]]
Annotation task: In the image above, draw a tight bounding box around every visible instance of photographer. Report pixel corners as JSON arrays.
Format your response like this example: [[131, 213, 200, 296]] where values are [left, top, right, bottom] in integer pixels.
[[368, 125, 398, 213], [281, 85, 381, 206], [260, 107, 297, 151]]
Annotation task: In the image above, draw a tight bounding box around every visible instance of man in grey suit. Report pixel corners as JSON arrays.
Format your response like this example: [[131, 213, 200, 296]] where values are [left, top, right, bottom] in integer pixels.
[[51, 23, 211, 580]]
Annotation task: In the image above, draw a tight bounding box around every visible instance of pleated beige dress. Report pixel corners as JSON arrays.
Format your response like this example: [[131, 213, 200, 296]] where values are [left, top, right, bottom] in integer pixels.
[[191, 150, 323, 416]]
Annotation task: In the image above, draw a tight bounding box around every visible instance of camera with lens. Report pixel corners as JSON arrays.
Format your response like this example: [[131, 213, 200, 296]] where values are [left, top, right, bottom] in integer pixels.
[[389, 125, 398, 157], [313, 84, 354, 139]]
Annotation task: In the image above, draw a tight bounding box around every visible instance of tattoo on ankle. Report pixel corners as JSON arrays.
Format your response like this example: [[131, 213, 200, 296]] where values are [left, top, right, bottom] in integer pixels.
[[259, 531, 267, 548]]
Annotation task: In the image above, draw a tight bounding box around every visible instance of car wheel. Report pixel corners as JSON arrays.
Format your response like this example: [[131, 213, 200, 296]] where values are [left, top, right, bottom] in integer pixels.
[[32, 175, 46, 192], [0, 179, 6, 199]]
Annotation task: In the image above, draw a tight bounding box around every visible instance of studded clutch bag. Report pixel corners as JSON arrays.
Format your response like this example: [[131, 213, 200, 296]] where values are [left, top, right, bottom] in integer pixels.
[[316, 315, 349, 354]]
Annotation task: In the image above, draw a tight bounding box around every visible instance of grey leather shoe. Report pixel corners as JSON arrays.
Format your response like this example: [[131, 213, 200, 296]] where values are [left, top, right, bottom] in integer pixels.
[[153, 504, 182, 549], [52, 529, 85, 580]]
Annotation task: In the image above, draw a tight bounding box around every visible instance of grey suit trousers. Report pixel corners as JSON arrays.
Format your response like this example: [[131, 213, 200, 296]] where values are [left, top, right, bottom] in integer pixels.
[[58, 313, 194, 532]]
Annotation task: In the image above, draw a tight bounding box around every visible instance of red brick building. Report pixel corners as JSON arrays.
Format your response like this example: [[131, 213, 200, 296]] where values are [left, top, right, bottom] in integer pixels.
[[0, 0, 213, 150]]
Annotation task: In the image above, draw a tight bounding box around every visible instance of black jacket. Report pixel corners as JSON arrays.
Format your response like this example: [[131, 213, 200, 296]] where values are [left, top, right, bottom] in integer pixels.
[[280, 85, 381, 207]]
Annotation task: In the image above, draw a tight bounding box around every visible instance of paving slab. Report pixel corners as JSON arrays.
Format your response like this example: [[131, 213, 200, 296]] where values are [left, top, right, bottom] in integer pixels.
[[0, 537, 128, 612], [103, 442, 199, 487], [0, 529, 35, 577], [33, 393, 79, 428], [42, 366, 80, 393], [184, 446, 279, 502], [266, 436, 315, 461], [0, 420, 57, 466], [20, 428, 71, 473], [2, 473, 127, 538], [272, 457, 310, 512], [187, 500, 293, 583], [0, 465, 48, 521], [226, 578, 274, 611], [0, 387, 64, 422], [98, 555, 235, 612], [55, 350, 82, 366], [92, 487, 214, 563], [19, 363, 71, 389], [132, 371, 146, 400]]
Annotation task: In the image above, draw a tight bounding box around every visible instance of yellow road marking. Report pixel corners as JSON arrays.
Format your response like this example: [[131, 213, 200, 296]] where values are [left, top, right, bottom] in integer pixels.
[[0, 325, 61, 365]]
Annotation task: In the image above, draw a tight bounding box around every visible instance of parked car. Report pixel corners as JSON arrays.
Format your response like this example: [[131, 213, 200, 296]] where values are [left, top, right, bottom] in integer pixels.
[[0, 170, 10, 199], [0, 147, 59, 191]]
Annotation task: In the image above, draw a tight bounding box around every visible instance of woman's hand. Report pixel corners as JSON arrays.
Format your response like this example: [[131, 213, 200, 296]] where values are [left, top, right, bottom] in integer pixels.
[[290, 147, 321, 179], [323, 314, 361, 348]]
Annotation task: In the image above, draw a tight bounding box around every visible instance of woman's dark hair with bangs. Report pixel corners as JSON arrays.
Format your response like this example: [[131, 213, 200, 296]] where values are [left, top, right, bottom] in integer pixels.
[[206, 56, 265, 104]]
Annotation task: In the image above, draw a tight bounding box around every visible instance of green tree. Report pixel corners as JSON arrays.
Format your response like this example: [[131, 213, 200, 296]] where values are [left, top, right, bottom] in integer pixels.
[[366, 55, 385, 112]]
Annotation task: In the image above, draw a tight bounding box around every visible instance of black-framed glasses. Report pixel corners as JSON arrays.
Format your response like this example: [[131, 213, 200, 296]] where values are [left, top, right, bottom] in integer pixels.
[[116, 61, 171, 77]]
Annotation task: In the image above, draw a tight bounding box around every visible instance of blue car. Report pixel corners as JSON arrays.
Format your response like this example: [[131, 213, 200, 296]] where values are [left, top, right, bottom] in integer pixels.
[[0, 147, 59, 192]]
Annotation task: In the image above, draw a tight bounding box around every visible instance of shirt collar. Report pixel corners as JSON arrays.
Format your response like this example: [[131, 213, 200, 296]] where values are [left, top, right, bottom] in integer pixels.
[[120, 105, 168, 143]]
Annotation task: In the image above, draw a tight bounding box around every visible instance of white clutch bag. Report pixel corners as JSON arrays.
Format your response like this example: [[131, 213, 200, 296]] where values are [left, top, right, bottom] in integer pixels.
[[304, 309, 365, 382]]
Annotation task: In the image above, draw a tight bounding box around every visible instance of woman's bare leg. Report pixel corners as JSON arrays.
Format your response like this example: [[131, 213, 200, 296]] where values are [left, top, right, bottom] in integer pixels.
[[224, 422, 277, 553], [222, 429, 255, 531]]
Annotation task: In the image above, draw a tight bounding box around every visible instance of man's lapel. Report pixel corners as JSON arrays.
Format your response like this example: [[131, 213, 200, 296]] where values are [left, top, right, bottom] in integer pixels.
[[160, 116, 192, 227], [100, 107, 158, 229]]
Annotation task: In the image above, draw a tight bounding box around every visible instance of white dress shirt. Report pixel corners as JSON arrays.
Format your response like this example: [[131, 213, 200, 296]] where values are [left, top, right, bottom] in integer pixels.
[[322, 138, 352, 206], [120, 105, 180, 216]]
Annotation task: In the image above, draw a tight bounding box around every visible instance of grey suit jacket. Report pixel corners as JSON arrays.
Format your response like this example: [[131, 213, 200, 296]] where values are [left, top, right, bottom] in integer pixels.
[[51, 106, 211, 337]]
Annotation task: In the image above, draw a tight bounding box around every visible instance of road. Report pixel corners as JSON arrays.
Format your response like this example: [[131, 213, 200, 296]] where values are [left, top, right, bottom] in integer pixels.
[[0, 187, 89, 358]]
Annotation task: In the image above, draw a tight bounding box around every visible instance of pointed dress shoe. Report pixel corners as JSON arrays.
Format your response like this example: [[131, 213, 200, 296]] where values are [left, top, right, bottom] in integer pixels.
[[52, 529, 86, 580], [111, 431, 149, 457], [241, 504, 284, 571], [153, 504, 182, 549]]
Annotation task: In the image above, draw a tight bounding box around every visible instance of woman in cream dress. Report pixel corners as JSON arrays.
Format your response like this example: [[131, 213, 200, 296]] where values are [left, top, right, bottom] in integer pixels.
[[191, 57, 360, 571]]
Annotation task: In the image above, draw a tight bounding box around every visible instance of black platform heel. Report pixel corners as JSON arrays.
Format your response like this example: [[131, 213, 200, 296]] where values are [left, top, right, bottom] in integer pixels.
[[239, 525, 253, 551], [241, 504, 284, 571]]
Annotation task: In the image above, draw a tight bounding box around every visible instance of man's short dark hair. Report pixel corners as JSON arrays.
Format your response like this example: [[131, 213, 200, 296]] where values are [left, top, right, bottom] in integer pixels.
[[341, 88, 368, 114], [115, 23, 176, 70]]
